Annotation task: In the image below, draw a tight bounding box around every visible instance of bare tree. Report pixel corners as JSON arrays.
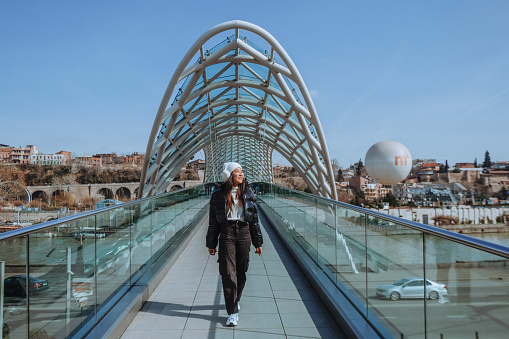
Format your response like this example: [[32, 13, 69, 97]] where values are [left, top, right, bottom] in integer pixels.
[[0, 166, 28, 206]]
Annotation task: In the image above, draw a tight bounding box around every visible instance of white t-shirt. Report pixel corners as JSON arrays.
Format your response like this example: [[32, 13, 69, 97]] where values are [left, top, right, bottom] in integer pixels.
[[227, 187, 245, 221]]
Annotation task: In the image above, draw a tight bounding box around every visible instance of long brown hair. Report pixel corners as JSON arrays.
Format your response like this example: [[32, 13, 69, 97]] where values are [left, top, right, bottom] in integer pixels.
[[224, 176, 245, 213]]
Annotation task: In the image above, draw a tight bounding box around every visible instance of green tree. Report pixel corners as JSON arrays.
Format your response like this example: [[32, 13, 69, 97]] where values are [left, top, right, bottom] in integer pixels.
[[496, 187, 508, 201], [355, 159, 364, 176], [383, 192, 400, 207], [351, 190, 365, 207], [483, 151, 491, 168], [445, 160, 449, 172], [474, 158, 478, 168], [336, 169, 344, 182]]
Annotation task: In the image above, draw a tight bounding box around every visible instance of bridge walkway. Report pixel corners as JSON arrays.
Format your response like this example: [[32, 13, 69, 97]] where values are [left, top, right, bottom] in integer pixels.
[[120, 215, 346, 338]]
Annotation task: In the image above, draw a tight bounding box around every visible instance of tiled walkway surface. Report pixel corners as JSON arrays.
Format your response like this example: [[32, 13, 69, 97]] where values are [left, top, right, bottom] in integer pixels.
[[121, 217, 345, 338]]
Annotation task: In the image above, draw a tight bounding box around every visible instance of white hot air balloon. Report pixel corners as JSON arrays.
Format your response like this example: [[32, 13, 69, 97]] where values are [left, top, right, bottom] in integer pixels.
[[365, 140, 412, 185]]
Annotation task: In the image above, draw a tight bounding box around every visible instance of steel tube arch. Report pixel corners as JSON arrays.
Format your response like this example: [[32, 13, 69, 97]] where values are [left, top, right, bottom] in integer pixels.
[[140, 20, 337, 199]]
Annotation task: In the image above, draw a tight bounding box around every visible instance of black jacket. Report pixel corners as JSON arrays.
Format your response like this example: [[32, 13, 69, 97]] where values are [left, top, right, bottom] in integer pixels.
[[206, 181, 263, 249]]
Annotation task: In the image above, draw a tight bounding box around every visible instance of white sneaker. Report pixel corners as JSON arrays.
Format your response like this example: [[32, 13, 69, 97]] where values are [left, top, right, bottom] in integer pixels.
[[226, 313, 238, 326]]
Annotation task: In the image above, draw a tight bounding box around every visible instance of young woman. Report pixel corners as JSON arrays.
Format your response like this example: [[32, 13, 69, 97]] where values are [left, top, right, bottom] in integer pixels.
[[206, 162, 263, 326]]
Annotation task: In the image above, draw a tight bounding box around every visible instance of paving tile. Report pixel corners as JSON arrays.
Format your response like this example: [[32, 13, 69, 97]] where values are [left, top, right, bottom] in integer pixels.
[[181, 328, 234, 339], [159, 282, 200, 291], [184, 313, 228, 329], [166, 268, 205, 276], [275, 299, 324, 314], [237, 300, 278, 314], [197, 282, 223, 292], [162, 274, 203, 284], [143, 300, 193, 315], [234, 313, 284, 329], [135, 313, 188, 329], [285, 326, 344, 338], [280, 312, 331, 329], [273, 289, 318, 301], [246, 267, 267, 275], [193, 291, 223, 303], [190, 303, 225, 315], [233, 328, 286, 338], [123, 329, 183, 338]]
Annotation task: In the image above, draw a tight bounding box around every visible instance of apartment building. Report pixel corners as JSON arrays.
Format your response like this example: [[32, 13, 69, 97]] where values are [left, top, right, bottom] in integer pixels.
[[349, 176, 391, 202], [30, 153, 65, 165]]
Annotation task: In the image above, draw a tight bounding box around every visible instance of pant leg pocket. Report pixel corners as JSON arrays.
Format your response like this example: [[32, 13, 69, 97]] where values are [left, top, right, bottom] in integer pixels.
[[218, 257, 228, 276]]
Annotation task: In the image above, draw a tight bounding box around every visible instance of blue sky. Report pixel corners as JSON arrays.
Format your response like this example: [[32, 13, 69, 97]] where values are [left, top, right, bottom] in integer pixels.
[[1, 1, 508, 168]]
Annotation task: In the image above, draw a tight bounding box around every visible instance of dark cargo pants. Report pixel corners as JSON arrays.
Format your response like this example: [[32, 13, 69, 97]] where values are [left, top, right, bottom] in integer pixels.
[[218, 221, 251, 315]]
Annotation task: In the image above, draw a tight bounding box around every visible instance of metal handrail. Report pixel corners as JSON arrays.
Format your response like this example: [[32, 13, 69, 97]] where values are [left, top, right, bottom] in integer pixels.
[[257, 183, 509, 259], [0, 184, 208, 241], [3, 180, 508, 259]]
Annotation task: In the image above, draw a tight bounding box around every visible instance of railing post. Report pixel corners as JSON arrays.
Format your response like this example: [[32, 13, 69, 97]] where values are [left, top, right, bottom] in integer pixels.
[[1, 261, 4, 339], [66, 247, 73, 325]]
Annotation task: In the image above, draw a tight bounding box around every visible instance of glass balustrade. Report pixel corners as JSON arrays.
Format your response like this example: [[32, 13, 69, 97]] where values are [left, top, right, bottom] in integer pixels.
[[253, 182, 509, 339], [0, 184, 211, 339], [3, 181, 508, 338]]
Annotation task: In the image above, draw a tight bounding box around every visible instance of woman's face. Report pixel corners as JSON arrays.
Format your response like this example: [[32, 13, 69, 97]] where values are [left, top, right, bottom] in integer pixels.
[[232, 168, 243, 186]]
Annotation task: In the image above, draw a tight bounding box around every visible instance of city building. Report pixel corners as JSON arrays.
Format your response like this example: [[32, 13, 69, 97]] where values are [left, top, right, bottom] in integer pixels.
[[125, 152, 144, 166], [392, 182, 467, 206], [187, 159, 205, 170], [30, 153, 65, 165], [56, 150, 72, 163], [76, 155, 92, 165], [11, 145, 38, 164], [93, 153, 125, 164], [342, 168, 355, 180], [455, 162, 475, 169], [0, 146, 13, 163], [493, 161, 509, 169], [349, 176, 391, 202]]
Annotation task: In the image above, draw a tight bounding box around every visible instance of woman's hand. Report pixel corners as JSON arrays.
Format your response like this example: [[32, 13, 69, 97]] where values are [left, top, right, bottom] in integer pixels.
[[255, 247, 262, 256], [208, 248, 216, 255]]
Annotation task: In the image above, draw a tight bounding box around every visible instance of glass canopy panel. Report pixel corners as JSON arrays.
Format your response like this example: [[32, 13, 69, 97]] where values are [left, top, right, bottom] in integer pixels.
[[245, 37, 266, 55], [205, 63, 228, 83], [193, 78, 204, 91], [213, 65, 235, 82], [206, 35, 233, 55], [248, 87, 267, 100], [238, 88, 261, 101], [182, 97, 199, 112], [243, 62, 270, 81]]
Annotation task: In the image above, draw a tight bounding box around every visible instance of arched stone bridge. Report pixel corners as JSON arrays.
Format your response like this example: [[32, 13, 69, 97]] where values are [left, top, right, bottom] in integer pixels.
[[27, 181, 202, 203]]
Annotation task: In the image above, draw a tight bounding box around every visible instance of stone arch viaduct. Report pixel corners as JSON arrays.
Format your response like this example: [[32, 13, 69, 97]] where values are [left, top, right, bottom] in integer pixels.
[[27, 181, 201, 203]]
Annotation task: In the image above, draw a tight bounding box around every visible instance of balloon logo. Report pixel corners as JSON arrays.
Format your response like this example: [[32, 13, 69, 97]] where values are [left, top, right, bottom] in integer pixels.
[[365, 140, 412, 185]]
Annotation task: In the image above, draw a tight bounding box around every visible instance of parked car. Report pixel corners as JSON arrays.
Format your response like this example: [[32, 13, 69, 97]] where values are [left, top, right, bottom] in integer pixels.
[[376, 277, 447, 301], [72, 231, 106, 239], [3, 275, 49, 298]]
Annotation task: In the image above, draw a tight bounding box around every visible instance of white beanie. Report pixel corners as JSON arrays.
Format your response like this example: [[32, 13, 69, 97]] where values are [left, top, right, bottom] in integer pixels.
[[221, 162, 242, 181]]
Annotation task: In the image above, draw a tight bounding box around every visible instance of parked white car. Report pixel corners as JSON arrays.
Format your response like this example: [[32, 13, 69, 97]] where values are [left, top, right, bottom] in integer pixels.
[[376, 277, 447, 301]]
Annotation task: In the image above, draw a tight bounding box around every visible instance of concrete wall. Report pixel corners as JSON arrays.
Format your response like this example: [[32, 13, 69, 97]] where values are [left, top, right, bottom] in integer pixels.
[[377, 206, 509, 227]]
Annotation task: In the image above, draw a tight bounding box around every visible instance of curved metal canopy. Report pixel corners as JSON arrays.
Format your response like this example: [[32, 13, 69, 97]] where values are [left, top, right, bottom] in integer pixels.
[[140, 20, 337, 199]]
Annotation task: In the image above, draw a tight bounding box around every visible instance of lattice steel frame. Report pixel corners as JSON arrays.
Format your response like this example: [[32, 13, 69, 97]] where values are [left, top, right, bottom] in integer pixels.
[[204, 135, 273, 183], [139, 20, 337, 199]]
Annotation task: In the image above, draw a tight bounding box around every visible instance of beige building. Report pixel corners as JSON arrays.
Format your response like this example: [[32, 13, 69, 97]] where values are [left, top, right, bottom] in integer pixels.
[[349, 176, 391, 202], [11, 145, 38, 164], [0, 146, 13, 163], [56, 150, 72, 163]]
